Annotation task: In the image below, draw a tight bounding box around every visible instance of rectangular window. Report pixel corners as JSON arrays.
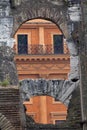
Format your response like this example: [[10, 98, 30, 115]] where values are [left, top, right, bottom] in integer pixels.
[[53, 35, 63, 54], [17, 34, 28, 54]]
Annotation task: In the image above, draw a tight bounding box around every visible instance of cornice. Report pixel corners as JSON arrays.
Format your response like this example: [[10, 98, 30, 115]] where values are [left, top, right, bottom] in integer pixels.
[[14, 54, 70, 62]]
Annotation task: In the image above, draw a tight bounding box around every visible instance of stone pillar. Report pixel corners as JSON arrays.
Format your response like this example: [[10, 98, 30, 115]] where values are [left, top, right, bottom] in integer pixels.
[[66, 0, 81, 81], [0, 0, 19, 85], [79, 0, 87, 130]]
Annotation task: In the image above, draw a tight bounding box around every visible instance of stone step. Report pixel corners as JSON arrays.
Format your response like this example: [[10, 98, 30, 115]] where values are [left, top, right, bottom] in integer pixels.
[[0, 87, 23, 130]]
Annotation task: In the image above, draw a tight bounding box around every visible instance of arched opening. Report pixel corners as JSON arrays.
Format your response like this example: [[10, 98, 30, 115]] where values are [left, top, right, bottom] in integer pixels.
[[11, 1, 81, 128], [14, 19, 68, 56], [13, 18, 80, 127], [13, 16, 81, 129], [23, 95, 67, 125], [0, 0, 82, 129], [14, 18, 70, 80]]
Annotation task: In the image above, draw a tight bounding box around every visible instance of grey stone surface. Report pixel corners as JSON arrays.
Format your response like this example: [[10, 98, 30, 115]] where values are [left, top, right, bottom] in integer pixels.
[[68, 55, 80, 80], [20, 79, 79, 106], [0, 0, 15, 48], [66, 86, 82, 129], [0, 17, 15, 47], [0, 46, 18, 85], [68, 4, 81, 22], [79, 1, 87, 130]]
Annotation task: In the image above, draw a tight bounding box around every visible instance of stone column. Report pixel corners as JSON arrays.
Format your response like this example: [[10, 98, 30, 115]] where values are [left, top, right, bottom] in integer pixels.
[[79, 1, 87, 129], [66, 1, 81, 81]]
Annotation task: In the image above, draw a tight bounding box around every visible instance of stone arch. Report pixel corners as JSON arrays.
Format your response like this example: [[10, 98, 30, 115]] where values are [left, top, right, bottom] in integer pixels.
[[0, 113, 15, 130], [12, 0, 69, 38], [20, 79, 79, 106]]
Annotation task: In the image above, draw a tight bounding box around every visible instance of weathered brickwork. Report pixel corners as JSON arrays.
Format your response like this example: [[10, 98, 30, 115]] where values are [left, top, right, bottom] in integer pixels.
[[0, 86, 26, 130]]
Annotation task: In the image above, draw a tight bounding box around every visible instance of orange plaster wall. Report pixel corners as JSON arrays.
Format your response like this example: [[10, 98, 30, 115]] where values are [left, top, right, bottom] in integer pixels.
[[31, 28, 39, 44], [24, 96, 67, 124], [24, 96, 41, 123]]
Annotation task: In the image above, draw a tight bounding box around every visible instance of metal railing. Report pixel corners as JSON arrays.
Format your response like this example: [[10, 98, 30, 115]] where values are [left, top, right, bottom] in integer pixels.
[[15, 44, 69, 55]]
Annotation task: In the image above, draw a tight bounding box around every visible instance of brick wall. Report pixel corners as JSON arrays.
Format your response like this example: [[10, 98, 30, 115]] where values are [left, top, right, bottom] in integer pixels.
[[0, 86, 25, 130]]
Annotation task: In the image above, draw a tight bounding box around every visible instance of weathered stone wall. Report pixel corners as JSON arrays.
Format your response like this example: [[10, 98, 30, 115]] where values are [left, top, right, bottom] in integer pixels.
[[0, 0, 18, 85], [66, 86, 82, 129], [0, 46, 18, 85], [78, 0, 87, 129], [0, 0, 14, 47]]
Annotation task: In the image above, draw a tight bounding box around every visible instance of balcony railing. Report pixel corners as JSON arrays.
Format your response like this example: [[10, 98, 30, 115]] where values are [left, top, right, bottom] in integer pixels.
[[15, 44, 69, 55]]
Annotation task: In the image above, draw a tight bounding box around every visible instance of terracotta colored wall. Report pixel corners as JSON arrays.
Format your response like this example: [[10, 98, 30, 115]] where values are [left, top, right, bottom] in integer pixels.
[[44, 28, 62, 45], [14, 21, 63, 54], [24, 96, 67, 124]]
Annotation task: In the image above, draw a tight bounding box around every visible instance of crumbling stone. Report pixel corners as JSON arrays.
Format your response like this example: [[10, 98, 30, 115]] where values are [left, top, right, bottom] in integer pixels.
[[0, 46, 18, 85]]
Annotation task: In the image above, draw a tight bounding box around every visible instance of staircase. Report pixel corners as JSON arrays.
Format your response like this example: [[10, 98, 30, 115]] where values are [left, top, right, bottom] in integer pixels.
[[0, 86, 25, 130]]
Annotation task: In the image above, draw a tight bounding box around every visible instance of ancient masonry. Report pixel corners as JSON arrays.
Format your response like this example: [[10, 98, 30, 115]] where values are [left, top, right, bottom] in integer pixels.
[[0, 86, 25, 130], [20, 79, 79, 106], [0, 0, 18, 85], [0, 0, 85, 130]]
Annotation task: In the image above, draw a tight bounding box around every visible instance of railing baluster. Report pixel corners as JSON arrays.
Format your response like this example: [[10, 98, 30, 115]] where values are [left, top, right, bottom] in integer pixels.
[[14, 44, 69, 55]]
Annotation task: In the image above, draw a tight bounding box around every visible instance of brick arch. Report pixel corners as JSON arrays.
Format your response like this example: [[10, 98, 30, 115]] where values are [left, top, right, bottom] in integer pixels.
[[0, 113, 15, 130], [12, 0, 69, 39]]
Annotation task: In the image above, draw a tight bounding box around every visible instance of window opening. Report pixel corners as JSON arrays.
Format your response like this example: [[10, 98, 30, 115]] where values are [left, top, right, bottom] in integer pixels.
[[53, 35, 63, 54], [17, 34, 28, 54]]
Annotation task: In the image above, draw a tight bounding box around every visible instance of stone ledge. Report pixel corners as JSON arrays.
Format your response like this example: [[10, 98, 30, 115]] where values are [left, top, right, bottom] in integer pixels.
[[0, 85, 19, 89]]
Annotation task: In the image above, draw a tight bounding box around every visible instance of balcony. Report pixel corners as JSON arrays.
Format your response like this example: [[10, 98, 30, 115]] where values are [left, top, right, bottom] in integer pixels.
[[15, 44, 69, 55], [14, 44, 70, 79]]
